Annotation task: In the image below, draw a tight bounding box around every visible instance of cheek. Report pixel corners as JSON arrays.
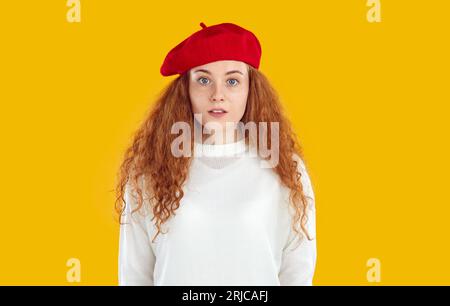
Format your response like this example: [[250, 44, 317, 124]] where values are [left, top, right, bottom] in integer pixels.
[[189, 87, 209, 114], [230, 90, 248, 108], [229, 89, 249, 114], [191, 100, 207, 115]]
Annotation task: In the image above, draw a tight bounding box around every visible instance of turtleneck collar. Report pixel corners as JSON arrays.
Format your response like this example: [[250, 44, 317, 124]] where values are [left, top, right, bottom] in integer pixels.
[[193, 137, 247, 157]]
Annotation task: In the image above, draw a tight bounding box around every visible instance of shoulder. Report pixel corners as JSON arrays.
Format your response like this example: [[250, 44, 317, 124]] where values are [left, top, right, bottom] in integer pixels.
[[291, 153, 310, 181], [292, 153, 306, 172], [124, 174, 154, 218], [292, 153, 315, 202], [292, 154, 317, 241]]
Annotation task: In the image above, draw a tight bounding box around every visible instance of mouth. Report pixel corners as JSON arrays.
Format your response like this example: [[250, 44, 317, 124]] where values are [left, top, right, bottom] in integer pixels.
[[207, 108, 228, 118]]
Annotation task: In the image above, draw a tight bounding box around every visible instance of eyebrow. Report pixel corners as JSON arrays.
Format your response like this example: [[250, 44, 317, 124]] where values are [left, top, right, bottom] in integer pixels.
[[192, 69, 244, 76]]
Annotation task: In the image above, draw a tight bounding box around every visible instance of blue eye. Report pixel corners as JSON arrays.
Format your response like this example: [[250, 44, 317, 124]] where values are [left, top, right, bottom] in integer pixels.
[[198, 77, 209, 85], [197, 77, 239, 86], [227, 79, 239, 86]]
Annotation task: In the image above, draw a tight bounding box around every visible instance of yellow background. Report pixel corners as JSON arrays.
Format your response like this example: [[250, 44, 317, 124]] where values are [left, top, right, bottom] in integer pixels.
[[1, 0, 449, 285]]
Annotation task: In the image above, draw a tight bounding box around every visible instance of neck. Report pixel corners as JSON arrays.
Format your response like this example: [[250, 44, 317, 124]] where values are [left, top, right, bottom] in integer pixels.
[[194, 130, 247, 158], [201, 128, 244, 145]]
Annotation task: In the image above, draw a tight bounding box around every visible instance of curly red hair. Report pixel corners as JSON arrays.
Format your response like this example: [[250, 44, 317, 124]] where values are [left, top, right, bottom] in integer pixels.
[[115, 66, 313, 243]]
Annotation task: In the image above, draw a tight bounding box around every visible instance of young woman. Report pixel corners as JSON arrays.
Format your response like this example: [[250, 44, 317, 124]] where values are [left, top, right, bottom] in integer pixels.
[[116, 22, 317, 286]]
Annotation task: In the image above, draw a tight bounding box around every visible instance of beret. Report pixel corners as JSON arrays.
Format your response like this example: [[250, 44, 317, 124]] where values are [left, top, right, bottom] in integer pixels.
[[160, 22, 262, 76]]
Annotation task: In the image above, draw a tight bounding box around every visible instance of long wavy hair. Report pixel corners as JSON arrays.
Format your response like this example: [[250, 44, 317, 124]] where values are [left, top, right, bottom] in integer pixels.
[[115, 65, 313, 244]]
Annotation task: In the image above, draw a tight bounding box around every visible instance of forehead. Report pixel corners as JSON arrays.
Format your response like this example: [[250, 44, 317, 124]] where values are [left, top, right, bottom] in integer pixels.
[[190, 60, 249, 76]]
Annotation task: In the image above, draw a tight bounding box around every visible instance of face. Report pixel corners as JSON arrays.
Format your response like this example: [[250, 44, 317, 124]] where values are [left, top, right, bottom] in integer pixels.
[[189, 60, 249, 140]]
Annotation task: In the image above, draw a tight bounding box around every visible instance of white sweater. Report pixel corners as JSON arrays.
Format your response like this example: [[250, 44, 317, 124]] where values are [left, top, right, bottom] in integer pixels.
[[118, 138, 317, 286]]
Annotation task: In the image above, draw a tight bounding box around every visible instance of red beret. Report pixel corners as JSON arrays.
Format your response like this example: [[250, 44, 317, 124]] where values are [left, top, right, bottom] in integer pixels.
[[160, 22, 262, 76]]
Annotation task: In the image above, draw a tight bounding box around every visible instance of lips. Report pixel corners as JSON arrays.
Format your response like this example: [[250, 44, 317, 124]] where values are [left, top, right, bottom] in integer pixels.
[[207, 108, 228, 118], [208, 108, 228, 114]]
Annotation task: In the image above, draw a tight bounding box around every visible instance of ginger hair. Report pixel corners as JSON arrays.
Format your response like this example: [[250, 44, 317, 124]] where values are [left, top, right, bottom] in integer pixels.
[[115, 66, 314, 244]]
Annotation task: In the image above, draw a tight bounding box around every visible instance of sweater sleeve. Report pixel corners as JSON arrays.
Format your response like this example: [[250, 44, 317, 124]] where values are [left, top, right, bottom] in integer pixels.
[[278, 156, 317, 286], [118, 182, 156, 286]]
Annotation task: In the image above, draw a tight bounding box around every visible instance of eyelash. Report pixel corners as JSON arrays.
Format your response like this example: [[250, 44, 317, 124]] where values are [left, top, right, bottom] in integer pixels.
[[197, 77, 240, 86]]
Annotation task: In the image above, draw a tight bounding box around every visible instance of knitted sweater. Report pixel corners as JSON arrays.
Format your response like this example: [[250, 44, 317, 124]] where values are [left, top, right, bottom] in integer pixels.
[[118, 137, 317, 285]]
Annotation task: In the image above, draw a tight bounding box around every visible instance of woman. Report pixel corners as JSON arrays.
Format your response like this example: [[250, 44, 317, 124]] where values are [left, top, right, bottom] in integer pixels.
[[116, 22, 317, 286]]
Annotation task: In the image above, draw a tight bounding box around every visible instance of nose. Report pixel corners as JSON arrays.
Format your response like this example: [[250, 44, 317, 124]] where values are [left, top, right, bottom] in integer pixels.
[[210, 83, 225, 102]]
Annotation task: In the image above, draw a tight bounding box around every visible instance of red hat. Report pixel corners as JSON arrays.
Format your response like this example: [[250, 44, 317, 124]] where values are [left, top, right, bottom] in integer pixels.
[[160, 22, 262, 76]]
